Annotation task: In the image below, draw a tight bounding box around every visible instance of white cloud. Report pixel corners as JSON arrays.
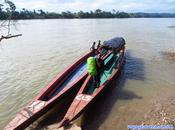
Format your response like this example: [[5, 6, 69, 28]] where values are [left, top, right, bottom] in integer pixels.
[[11, 0, 175, 13]]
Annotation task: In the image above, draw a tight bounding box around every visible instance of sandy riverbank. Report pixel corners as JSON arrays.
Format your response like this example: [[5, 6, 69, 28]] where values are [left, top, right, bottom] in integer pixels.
[[141, 94, 175, 126]]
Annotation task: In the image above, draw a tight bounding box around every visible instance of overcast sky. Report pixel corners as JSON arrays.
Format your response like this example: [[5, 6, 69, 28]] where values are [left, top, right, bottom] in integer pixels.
[[4, 0, 175, 13]]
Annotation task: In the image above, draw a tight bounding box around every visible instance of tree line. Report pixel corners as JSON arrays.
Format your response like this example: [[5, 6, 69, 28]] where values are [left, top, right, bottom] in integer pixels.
[[1, 9, 175, 20], [0, 8, 132, 19]]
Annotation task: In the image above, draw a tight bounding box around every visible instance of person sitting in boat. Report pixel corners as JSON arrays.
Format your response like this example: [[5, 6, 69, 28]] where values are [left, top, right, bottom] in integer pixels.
[[96, 54, 104, 72], [87, 54, 104, 88], [97, 40, 101, 49], [95, 54, 104, 87], [90, 42, 96, 52]]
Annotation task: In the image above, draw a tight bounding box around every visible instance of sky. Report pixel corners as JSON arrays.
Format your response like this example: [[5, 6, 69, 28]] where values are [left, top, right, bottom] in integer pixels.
[[2, 0, 175, 13]]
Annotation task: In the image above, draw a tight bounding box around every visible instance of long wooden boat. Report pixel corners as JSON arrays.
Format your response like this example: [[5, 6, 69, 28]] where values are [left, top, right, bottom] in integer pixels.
[[59, 37, 125, 127], [4, 48, 111, 130]]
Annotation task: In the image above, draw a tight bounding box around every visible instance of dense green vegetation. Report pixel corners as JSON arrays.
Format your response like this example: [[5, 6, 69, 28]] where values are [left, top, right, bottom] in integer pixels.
[[0, 8, 131, 19], [1, 8, 175, 20]]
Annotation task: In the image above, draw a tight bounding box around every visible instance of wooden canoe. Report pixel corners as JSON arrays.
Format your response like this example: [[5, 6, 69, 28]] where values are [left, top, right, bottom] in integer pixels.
[[4, 49, 109, 130], [59, 45, 125, 127]]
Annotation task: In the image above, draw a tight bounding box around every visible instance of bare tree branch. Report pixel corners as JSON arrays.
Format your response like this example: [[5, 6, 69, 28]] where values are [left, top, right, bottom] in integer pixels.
[[0, 0, 22, 43], [0, 34, 22, 42]]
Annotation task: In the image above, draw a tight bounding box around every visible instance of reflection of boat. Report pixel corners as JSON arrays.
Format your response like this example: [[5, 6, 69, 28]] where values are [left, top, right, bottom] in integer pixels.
[[4, 48, 110, 130], [59, 37, 125, 127]]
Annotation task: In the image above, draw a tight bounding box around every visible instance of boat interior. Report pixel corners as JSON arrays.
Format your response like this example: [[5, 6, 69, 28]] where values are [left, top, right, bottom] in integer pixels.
[[83, 50, 124, 95], [39, 50, 108, 101]]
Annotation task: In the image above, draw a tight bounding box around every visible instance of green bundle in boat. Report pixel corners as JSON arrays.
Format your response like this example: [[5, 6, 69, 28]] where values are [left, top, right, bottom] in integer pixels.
[[87, 57, 97, 76]]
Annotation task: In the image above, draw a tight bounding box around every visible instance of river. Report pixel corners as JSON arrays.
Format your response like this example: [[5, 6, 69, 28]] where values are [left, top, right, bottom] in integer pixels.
[[0, 18, 175, 130]]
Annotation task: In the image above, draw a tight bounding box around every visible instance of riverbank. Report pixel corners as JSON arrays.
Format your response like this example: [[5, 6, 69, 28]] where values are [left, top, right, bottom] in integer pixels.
[[141, 89, 175, 126], [140, 51, 175, 127]]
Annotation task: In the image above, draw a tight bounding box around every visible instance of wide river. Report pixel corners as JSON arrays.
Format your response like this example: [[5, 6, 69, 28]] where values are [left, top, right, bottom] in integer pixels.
[[0, 18, 175, 130]]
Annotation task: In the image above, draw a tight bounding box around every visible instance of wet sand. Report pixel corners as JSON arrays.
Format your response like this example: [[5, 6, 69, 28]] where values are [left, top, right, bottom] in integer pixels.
[[142, 93, 175, 126], [28, 123, 81, 130], [140, 52, 175, 126]]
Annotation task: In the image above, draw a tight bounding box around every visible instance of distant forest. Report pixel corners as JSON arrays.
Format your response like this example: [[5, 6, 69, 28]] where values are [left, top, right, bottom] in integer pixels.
[[1, 8, 175, 20]]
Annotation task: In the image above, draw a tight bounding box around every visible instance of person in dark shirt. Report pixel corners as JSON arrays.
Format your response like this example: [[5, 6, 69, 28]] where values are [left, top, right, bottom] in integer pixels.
[[94, 54, 104, 88], [97, 40, 101, 49], [90, 42, 96, 52]]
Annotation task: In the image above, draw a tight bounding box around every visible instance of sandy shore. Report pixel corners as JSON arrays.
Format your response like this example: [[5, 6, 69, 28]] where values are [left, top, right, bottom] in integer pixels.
[[141, 92, 175, 127]]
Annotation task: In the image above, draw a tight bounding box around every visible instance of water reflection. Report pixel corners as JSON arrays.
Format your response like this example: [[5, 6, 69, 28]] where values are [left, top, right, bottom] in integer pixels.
[[124, 50, 145, 81], [81, 50, 144, 130]]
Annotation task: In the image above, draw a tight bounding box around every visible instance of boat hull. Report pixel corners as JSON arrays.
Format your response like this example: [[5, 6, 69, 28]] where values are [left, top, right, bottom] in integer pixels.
[[4, 51, 94, 130], [59, 46, 125, 127]]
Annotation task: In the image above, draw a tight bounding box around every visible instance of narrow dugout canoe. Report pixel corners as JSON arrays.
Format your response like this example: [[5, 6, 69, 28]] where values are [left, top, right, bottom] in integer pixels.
[[59, 37, 125, 127]]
